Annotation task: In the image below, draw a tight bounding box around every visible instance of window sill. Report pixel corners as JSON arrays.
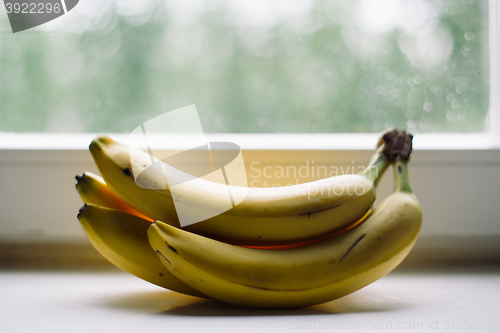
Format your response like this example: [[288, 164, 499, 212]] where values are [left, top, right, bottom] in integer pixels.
[[0, 264, 498, 332]]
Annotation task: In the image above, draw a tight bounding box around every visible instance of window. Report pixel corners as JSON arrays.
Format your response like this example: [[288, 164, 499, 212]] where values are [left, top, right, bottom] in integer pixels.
[[0, 0, 491, 134]]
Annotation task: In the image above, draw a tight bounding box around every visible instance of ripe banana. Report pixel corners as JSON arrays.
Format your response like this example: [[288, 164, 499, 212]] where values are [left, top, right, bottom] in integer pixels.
[[89, 135, 390, 245], [77, 203, 207, 298], [75, 171, 152, 220], [147, 157, 422, 308]]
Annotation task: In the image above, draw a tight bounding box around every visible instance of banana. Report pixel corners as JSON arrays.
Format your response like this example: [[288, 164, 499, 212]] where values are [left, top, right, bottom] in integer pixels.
[[89, 135, 390, 245], [77, 203, 206, 298], [147, 156, 422, 308], [75, 171, 152, 220]]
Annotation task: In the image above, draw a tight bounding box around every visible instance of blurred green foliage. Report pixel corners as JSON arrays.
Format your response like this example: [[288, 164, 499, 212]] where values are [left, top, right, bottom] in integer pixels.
[[0, 0, 489, 133]]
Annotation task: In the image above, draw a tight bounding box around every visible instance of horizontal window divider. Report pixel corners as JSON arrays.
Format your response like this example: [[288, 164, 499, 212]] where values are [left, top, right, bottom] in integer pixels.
[[2, 132, 500, 151]]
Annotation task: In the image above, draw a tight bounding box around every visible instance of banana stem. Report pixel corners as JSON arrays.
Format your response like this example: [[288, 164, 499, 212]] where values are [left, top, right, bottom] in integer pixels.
[[360, 145, 390, 187], [393, 158, 412, 193]]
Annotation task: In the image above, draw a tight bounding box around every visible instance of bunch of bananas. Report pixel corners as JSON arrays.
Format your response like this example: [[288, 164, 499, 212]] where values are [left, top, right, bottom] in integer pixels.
[[75, 129, 421, 308]]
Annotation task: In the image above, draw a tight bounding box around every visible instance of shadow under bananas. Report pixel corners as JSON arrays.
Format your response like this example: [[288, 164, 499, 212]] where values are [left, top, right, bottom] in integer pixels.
[[99, 288, 413, 317]]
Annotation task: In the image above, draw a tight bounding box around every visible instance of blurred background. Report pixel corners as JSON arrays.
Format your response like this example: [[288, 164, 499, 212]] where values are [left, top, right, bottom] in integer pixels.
[[0, 0, 489, 134]]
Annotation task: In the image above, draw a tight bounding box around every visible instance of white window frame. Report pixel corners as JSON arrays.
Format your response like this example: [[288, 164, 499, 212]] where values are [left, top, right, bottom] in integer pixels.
[[1, 0, 500, 263]]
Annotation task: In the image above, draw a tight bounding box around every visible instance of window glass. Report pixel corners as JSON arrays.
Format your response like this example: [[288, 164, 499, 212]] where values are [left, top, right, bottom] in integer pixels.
[[0, 0, 489, 133]]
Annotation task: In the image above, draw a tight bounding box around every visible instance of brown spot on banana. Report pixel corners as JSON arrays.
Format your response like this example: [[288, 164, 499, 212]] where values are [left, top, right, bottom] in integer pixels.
[[298, 204, 342, 217], [122, 166, 132, 177]]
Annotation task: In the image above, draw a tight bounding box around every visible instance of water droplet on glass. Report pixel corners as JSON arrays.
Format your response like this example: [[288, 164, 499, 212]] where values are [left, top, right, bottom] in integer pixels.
[[423, 102, 433, 112], [412, 75, 423, 85], [456, 85, 466, 94], [446, 93, 456, 103], [464, 31, 474, 41], [451, 101, 461, 110]]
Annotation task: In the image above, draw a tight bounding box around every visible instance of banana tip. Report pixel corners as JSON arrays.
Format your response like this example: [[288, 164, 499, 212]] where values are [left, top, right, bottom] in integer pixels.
[[75, 173, 85, 185], [153, 220, 174, 235], [77, 204, 87, 220], [147, 221, 159, 234], [89, 134, 113, 152]]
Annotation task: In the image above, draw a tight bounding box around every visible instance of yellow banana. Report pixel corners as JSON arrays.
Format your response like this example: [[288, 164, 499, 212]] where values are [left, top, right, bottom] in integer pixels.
[[77, 203, 206, 298], [75, 171, 152, 220], [147, 157, 422, 308], [89, 135, 390, 245]]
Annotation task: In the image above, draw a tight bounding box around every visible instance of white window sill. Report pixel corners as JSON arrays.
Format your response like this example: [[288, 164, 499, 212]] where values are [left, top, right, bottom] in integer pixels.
[[1, 132, 500, 150]]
